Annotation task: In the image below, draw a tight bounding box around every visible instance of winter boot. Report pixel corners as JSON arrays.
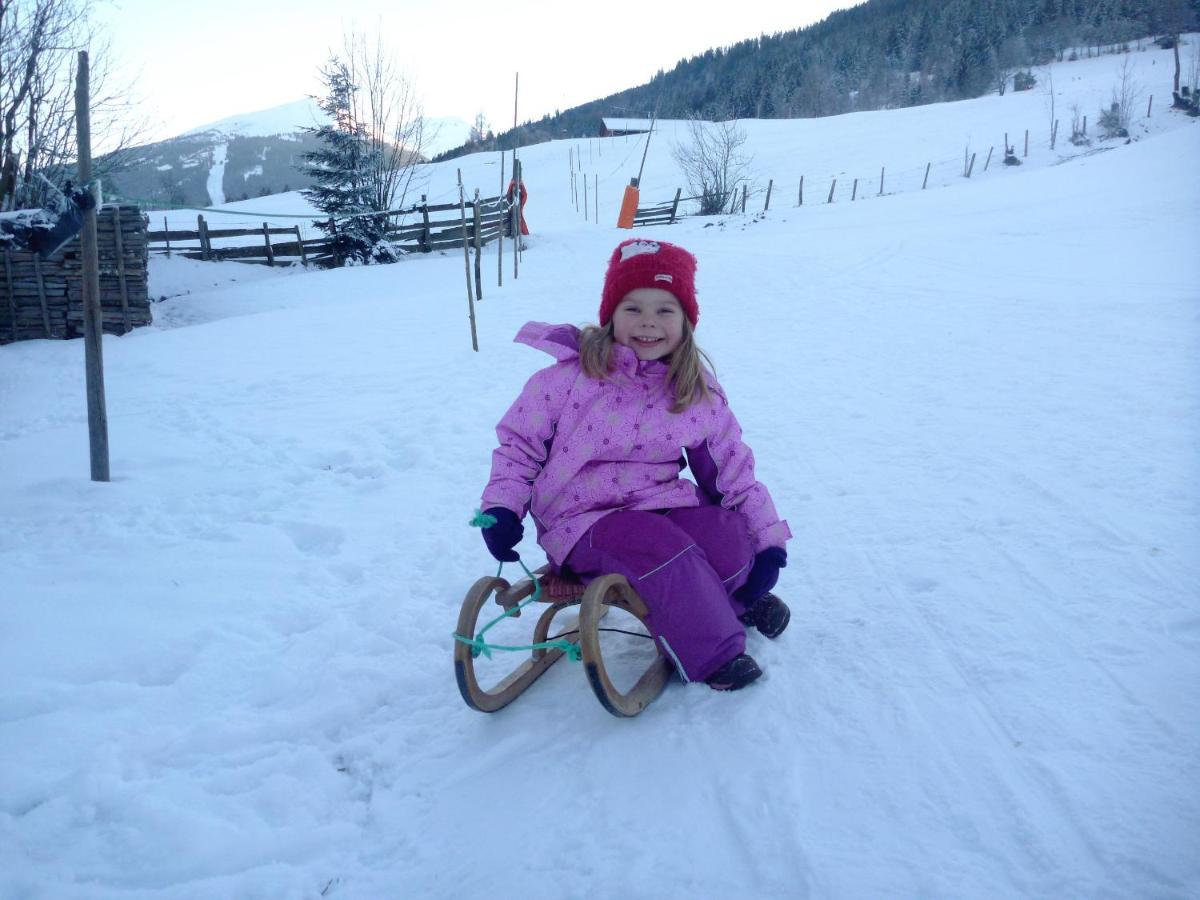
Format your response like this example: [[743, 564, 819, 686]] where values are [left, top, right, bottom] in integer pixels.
[[738, 592, 790, 639], [705, 653, 763, 691]]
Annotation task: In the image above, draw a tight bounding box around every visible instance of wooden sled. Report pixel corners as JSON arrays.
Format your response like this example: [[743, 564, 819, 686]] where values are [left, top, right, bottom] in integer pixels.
[[454, 567, 674, 717]]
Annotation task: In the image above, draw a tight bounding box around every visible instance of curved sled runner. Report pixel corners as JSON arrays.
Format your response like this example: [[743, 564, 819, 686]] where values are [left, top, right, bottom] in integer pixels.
[[454, 568, 673, 717]]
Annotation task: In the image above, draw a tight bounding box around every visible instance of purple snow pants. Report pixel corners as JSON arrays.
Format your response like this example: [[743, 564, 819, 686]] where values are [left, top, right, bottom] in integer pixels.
[[564, 505, 754, 682]]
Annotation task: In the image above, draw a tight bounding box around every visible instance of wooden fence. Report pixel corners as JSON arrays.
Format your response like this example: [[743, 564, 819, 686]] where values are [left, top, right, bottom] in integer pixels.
[[146, 194, 513, 267], [1, 204, 150, 345]]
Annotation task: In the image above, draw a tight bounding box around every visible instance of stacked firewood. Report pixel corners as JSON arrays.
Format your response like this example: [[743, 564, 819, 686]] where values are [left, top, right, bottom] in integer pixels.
[[0, 204, 151, 345]]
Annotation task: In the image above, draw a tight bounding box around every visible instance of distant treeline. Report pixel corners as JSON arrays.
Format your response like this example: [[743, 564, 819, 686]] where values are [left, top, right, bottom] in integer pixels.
[[435, 0, 1199, 162]]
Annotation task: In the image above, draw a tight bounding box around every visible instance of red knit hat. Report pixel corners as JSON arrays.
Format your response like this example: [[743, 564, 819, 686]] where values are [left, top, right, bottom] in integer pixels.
[[599, 239, 699, 327]]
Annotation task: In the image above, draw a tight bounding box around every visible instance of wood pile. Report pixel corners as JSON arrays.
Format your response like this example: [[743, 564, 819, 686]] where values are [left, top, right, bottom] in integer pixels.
[[1, 204, 150, 345]]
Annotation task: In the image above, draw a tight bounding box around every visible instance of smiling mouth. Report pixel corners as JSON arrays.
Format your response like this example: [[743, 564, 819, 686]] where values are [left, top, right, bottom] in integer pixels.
[[633, 336, 663, 345]]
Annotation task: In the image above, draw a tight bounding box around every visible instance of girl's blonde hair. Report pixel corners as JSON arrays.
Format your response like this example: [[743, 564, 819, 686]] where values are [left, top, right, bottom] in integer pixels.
[[578, 317, 714, 413]]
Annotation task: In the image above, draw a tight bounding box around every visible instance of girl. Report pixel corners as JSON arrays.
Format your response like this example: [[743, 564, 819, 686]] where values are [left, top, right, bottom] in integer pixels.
[[479, 238, 791, 691]]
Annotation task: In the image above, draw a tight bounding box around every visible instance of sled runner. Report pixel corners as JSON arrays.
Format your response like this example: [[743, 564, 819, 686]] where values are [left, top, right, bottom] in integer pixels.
[[454, 566, 673, 717]]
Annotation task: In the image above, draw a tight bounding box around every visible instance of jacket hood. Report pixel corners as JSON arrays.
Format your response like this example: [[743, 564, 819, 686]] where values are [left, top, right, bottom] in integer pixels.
[[514, 322, 582, 361], [513, 321, 666, 375]]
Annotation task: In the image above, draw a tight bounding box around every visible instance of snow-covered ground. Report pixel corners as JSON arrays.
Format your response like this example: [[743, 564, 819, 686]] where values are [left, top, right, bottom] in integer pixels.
[[2, 45, 1199, 899]]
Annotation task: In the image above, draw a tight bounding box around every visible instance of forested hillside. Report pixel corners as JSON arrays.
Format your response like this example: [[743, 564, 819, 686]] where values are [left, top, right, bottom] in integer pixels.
[[437, 0, 1199, 160]]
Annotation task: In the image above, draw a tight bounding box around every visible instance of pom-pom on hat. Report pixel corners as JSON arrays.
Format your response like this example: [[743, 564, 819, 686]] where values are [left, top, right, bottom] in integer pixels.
[[600, 238, 699, 327]]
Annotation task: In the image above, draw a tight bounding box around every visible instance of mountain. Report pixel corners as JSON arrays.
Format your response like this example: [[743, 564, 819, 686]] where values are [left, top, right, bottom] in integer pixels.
[[436, 0, 1200, 160], [102, 100, 473, 209]]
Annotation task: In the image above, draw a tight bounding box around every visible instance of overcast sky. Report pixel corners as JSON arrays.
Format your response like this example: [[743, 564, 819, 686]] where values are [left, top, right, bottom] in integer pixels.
[[97, 0, 853, 141]]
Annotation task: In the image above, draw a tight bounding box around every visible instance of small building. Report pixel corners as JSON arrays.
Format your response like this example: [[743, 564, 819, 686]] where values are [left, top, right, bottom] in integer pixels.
[[600, 118, 656, 138]]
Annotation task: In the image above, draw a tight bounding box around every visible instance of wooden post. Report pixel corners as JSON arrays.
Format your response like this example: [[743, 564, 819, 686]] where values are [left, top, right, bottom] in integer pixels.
[[3, 250, 15, 342], [851, 178, 858, 201], [498, 153, 505, 287], [965, 152, 977, 177], [512, 158, 521, 280], [163, 215, 171, 256], [763, 179, 773, 211], [583, 171, 588, 219], [1083, 115, 1087, 135], [1004, 132, 1009, 155], [329, 217, 342, 266], [197, 214, 210, 260], [1024, 129, 1029, 157], [827, 178, 836, 203], [740, 184, 747, 213], [33, 253, 49, 337], [1052, 119, 1059, 150], [472, 188, 483, 301], [922, 162, 930, 189], [75, 50, 109, 482], [798, 175, 804, 206], [878, 167, 885, 196], [293, 225, 307, 265], [261, 222, 275, 267], [1147, 94, 1153, 117], [419, 198, 431, 253], [111, 207, 130, 333], [456, 169, 478, 352], [669, 187, 681, 223], [984, 146, 994, 171]]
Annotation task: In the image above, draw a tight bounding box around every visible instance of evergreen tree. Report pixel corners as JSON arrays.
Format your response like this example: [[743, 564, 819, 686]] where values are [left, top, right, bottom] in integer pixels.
[[301, 57, 397, 265]]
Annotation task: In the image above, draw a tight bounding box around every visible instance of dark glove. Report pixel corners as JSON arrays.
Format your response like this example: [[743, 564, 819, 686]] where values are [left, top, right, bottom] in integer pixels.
[[480, 506, 523, 562], [734, 546, 787, 606]]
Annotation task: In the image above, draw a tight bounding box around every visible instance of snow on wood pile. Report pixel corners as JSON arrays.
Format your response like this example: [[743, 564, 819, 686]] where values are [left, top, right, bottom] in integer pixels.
[[0, 205, 150, 344]]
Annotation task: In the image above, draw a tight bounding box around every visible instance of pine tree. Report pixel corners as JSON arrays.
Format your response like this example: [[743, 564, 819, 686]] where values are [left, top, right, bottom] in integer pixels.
[[301, 57, 397, 265]]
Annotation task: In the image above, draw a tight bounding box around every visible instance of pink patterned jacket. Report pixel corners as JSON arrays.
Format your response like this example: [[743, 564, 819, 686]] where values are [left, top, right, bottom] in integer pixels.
[[481, 322, 792, 565]]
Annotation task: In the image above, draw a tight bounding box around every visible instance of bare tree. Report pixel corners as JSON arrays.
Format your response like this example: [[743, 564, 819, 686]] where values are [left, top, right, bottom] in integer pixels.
[[1099, 55, 1141, 137], [671, 115, 751, 216], [1, 0, 147, 210], [340, 28, 424, 213]]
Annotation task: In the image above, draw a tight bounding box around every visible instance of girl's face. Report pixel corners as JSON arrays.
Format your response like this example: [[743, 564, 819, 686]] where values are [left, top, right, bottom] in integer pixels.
[[611, 288, 685, 361]]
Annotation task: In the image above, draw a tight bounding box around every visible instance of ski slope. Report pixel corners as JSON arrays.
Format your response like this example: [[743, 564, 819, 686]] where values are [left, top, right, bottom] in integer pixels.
[[2, 44, 1199, 899]]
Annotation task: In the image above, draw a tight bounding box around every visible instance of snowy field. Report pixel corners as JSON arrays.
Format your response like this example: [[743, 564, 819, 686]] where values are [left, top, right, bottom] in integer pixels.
[[3, 45, 1199, 898]]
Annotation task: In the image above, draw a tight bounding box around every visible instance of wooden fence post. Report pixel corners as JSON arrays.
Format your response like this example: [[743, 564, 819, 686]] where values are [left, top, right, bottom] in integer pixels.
[[33, 253, 49, 337], [798, 175, 804, 206], [498, 154, 505, 287], [1083, 115, 1087, 135], [472, 188, 483, 301], [456, 169, 478, 352], [851, 178, 858, 201], [922, 162, 930, 189], [512, 158, 521, 280], [984, 146, 994, 171], [329, 217, 342, 267], [827, 178, 836, 203], [1024, 129, 1029, 157], [261, 222, 275, 267], [197, 214, 210, 260], [878, 167, 885, 196], [293, 225, 307, 265], [420, 197, 431, 253], [111, 207, 130, 333], [763, 179, 773, 211], [965, 152, 977, 177], [740, 184, 747, 213], [669, 187, 681, 223], [163, 215, 171, 256], [1147, 94, 1153, 117]]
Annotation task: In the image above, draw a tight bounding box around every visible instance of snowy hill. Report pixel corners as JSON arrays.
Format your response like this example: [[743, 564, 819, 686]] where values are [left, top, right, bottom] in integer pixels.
[[3, 44, 1199, 898]]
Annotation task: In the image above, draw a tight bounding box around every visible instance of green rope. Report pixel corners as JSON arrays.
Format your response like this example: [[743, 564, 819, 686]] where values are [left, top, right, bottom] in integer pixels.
[[454, 513, 583, 662]]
